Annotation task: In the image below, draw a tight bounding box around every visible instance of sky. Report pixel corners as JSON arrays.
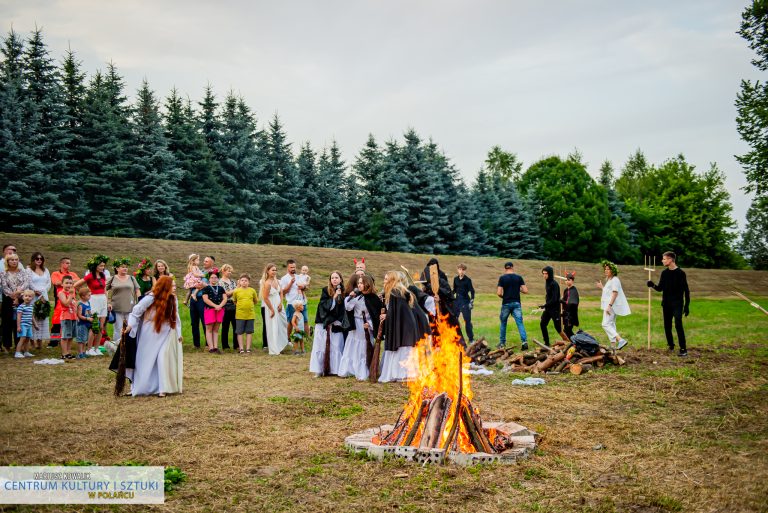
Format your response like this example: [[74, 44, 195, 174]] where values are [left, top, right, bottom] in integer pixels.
[[2, 0, 760, 230]]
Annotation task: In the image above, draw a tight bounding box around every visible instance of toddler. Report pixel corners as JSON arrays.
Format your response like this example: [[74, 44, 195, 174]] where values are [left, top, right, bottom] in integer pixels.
[[183, 253, 203, 306], [291, 300, 306, 355], [15, 290, 37, 358], [296, 265, 311, 325]]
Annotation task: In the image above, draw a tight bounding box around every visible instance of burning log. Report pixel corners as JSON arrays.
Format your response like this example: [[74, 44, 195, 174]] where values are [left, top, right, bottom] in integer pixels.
[[460, 400, 493, 453], [419, 393, 452, 449], [403, 399, 430, 447], [441, 353, 464, 452]]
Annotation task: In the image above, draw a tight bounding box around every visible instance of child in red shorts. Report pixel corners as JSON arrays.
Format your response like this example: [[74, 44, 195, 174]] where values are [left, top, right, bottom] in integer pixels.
[[202, 269, 226, 354]]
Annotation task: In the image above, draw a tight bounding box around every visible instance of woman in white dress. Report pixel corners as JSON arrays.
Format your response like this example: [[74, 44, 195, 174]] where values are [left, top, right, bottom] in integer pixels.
[[596, 260, 631, 350], [128, 276, 183, 397], [309, 271, 348, 377], [339, 274, 383, 381], [260, 263, 289, 355], [27, 252, 51, 350]]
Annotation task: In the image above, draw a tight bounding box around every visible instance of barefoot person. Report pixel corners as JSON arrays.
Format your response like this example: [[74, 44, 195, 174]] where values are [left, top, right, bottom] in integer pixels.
[[596, 260, 630, 350], [128, 276, 183, 397], [647, 251, 690, 357]]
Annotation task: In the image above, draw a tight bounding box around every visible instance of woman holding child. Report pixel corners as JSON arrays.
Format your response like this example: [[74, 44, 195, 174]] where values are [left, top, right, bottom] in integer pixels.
[[128, 276, 183, 397]]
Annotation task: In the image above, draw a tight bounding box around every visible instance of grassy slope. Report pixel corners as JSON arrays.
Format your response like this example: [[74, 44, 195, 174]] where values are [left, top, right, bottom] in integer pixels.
[[1, 233, 767, 512], [3, 232, 768, 299]]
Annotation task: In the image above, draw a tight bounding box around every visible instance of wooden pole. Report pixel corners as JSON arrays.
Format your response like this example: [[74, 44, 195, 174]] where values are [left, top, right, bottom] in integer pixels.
[[429, 264, 440, 317], [644, 255, 656, 350], [732, 290, 768, 316]]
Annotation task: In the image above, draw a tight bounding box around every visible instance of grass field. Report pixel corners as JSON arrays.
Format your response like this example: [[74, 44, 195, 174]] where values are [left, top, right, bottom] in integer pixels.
[[1, 233, 767, 512]]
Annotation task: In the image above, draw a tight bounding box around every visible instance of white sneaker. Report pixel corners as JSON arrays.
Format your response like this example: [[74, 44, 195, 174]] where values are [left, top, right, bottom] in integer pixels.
[[14, 352, 24, 358], [617, 338, 628, 350], [90, 348, 101, 356], [23, 352, 34, 357]]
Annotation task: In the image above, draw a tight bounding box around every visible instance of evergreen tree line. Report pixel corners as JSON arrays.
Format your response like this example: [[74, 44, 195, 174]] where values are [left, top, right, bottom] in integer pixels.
[[0, 29, 747, 268]]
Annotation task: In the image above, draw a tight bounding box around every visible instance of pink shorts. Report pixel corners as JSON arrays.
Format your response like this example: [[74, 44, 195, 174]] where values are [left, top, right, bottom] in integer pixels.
[[204, 308, 224, 324]]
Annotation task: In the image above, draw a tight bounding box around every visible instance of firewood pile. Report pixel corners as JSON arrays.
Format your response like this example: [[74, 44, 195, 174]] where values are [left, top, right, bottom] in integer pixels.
[[467, 338, 626, 375]]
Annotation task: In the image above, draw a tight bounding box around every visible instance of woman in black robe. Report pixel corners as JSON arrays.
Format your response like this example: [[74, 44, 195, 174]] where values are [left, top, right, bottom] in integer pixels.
[[308, 271, 349, 376], [419, 258, 465, 346], [378, 271, 427, 383]]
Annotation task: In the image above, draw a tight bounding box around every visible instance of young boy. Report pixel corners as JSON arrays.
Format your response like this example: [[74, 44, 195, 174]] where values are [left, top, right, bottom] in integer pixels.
[[57, 276, 78, 360], [76, 288, 95, 359], [232, 273, 258, 354], [290, 300, 306, 355], [15, 290, 37, 358]]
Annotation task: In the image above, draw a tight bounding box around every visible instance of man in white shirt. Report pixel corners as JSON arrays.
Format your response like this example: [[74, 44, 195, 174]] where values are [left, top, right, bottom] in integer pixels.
[[280, 260, 306, 337], [0, 243, 17, 272]]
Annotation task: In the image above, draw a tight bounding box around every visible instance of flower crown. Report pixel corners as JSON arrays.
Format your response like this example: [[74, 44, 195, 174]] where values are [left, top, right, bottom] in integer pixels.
[[134, 257, 152, 277], [600, 260, 619, 276], [113, 256, 132, 270], [205, 267, 220, 280], [85, 254, 110, 271]]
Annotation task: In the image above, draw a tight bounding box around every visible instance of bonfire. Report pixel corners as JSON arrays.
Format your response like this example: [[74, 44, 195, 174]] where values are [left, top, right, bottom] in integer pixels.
[[368, 313, 530, 460]]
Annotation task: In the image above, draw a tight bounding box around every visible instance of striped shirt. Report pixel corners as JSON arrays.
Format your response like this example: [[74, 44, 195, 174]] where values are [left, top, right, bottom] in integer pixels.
[[16, 303, 34, 327]]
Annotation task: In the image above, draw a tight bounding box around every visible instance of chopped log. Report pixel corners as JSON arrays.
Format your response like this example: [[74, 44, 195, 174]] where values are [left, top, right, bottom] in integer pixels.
[[523, 354, 539, 366], [403, 399, 429, 446], [532, 338, 556, 353], [460, 401, 493, 453], [467, 339, 487, 357], [535, 351, 566, 372], [574, 354, 606, 365], [570, 362, 593, 375], [537, 353, 548, 362], [419, 393, 452, 449], [553, 359, 568, 373]]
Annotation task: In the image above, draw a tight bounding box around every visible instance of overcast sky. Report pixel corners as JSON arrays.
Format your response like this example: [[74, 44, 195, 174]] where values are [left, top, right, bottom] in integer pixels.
[[3, 1, 760, 230]]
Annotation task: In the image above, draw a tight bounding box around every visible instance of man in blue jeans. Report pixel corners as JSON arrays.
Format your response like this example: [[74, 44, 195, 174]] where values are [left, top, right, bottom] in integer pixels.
[[497, 261, 529, 350]]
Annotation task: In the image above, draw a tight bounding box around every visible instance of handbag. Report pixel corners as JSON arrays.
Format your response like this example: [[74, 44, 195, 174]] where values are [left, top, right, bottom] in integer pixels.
[[107, 310, 116, 324]]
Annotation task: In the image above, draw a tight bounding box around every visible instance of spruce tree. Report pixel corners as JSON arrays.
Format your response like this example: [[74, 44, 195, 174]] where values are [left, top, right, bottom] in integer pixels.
[[0, 29, 43, 232], [263, 113, 303, 245], [400, 130, 439, 253], [129, 80, 188, 239], [351, 134, 386, 250], [310, 143, 348, 248], [598, 160, 640, 263], [80, 64, 137, 236], [59, 48, 89, 232], [22, 28, 73, 232], [165, 89, 231, 241], [217, 92, 265, 243], [296, 142, 321, 246], [377, 140, 412, 252]]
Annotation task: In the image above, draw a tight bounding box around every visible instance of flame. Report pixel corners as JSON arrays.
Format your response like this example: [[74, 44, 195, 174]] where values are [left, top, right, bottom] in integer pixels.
[[380, 312, 479, 453]]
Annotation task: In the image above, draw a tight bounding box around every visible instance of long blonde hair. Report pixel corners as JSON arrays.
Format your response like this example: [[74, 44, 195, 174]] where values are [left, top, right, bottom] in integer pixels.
[[187, 253, 199, 273], [383, 271, 413, 306], [260, 263, 277, 299]]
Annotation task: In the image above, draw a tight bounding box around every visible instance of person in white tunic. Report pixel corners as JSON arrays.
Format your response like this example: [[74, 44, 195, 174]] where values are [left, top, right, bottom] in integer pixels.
[[260, 263, 289, 355], [309, 271, 348, 377], [128, 276, 183, 397], [596, 260, 631, 350], [339, 274, 383, 381]]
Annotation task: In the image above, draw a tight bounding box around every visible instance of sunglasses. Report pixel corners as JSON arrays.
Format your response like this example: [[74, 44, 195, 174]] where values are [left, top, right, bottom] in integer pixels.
[[35, 257, 44, 261]]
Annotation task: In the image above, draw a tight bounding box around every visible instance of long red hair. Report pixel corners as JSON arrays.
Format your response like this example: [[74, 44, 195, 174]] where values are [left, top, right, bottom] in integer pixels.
[[150, 276, 177, 333]]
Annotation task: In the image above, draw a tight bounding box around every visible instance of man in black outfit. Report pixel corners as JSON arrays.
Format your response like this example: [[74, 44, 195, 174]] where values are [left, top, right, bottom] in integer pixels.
[[647, 251, 690, 357], [452, 263, 475, 343], [539, 266, 561, 346]]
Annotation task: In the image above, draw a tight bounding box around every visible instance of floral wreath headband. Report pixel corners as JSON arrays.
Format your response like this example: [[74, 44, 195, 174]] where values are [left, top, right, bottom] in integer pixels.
[[134, 257, 152, 277], [113, 257, 132, 270], [205, 267, 220, 280], [85, 254, 110, 270], [600, 260, 619, 276]]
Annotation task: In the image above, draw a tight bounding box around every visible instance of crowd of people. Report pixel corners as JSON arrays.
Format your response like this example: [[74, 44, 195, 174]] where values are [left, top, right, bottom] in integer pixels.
[[0, 241, 693, 397]]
